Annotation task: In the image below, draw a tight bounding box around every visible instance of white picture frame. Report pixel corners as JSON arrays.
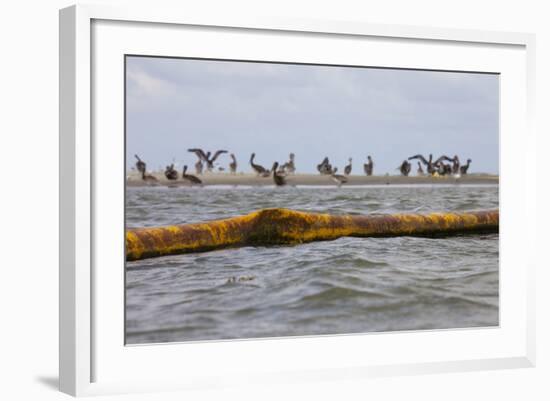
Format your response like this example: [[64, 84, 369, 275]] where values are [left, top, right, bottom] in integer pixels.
[[59, 4, 536, 397]]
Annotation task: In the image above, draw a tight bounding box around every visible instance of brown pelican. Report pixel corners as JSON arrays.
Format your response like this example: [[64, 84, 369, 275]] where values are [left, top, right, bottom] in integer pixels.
[[432, 155, 460, 175], [450, 155, 460, 174], [188, 148, 228, 172], [399, 160, 412, 176], [182, 165, 202, 185], [438, 163, 452, 176], [331, 167, 348, 187], [189, 149, 208, 165], [417, 161, 425, 176], [229, 153, 237, 174], [408, 154, 436, 175], [271, 162, 286, 186], [317, 157, 333, 175], [164, 164, 178, 180], [434, 155, 461, 175], [281, 153, 296, 174], [460, 159, 472, 175], [363, 156, 373, 176], [250, 153, 270, 177], [195, 158, 203, 175], [344, 158, 352, 176], [141, 171, 158, 184], [134, 154, 146, 174], [434, 156, 454, 176]]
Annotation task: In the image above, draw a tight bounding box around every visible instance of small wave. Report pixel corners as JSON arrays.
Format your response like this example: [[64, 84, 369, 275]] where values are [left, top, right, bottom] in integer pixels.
[[305, 253, 390, 269], [439, 295, 498, 308], [126, 324, 211, 338], [299, 286, 390, 303], [125, 185, 499, 343]]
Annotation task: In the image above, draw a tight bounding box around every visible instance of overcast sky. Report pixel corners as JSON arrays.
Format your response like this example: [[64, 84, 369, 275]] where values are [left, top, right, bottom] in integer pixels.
[[126, 56, 499, 175]]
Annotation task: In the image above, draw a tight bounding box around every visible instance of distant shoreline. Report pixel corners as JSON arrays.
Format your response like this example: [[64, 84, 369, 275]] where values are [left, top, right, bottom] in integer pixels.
[[127, 172, 499, 187]]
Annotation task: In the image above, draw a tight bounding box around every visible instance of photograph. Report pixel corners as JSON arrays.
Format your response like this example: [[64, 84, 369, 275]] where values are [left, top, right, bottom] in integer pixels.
[[124, 55, 499, 345]]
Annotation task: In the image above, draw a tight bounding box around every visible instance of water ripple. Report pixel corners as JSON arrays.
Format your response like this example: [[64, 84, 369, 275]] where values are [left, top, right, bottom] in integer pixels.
[[126, 185, 499, 343]]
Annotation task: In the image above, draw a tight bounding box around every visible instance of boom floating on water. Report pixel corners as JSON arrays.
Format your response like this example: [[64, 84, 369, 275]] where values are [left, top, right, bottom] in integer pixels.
[[126, 208, 499, 261]]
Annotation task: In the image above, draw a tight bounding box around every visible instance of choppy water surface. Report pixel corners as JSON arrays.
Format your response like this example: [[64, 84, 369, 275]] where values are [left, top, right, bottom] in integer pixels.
[[126, 185, 499, 344]]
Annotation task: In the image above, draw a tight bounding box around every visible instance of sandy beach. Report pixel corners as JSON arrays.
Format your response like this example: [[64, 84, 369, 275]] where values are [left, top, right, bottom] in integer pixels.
[[127, 171, 499, 187]]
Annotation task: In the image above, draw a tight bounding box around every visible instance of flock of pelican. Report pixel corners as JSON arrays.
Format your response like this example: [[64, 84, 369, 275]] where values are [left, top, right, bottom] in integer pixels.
[[400, 154, 472, 177], [133, 149, 472, 187]]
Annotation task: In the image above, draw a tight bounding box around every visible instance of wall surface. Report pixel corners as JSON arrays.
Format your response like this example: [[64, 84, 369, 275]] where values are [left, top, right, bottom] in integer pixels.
[[0, 0, 547, 400]]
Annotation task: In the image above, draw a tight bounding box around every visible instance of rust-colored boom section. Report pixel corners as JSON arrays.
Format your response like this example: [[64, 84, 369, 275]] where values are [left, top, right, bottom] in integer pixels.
[[126, 208, 498, 261]]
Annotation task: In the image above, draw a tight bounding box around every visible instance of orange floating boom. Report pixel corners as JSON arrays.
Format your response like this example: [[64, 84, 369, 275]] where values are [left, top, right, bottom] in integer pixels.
[[126, 208, 498, 261]]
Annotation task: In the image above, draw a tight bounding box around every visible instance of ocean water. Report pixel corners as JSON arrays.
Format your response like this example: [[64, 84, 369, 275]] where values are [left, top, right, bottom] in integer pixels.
[[125, 185, 499, 344]]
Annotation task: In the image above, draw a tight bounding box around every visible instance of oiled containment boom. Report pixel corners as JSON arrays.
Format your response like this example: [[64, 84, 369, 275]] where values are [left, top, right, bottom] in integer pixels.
[[126, 208, 498, 261]]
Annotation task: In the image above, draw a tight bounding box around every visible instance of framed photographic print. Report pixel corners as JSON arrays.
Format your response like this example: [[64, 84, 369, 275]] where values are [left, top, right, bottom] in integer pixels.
[[59, 4, 536, 396]]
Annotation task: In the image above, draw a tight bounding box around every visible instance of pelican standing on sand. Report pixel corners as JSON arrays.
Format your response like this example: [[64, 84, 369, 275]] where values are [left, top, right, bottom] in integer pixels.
[[134, 154, 146, 175], [399, 160, 412, 176], [271, 162, 287, 186], [281, 153, 296, 174], [164, 164, 178, 180], [141, 170, 158, 184], [363, 156, 373, 176], [331, 167, 348, 187], [344, 158, 352, 176], [317, 157, 333, 175], [229, 153, 237, 174], [250, 153, 270, 177], [450, 155, 460, 175], [460, 159, 472, 175], [135, 155, 157, 183], [194, 158, 203, 175], [182, 165, 202, 185]]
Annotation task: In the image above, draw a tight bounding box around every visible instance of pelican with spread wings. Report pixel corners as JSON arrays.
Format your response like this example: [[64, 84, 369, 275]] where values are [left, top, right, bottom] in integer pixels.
[[408, 154, 436, 175], [433, 155, 454, 176], [187, 148, 228, 172], [438, 155, 463, 175]]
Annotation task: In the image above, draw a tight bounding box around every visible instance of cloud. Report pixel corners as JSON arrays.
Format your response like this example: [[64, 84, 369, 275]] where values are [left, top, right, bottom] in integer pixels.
[[127, 67, 174, 97]]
